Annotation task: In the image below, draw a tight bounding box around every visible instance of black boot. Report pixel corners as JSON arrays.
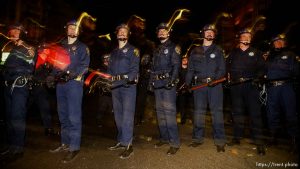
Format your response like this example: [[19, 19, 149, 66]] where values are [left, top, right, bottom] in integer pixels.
[[227, 138, 240, 146], [45, 128, 56, 136], [257, 145, 266, 156], [216, 145, 225, 152]]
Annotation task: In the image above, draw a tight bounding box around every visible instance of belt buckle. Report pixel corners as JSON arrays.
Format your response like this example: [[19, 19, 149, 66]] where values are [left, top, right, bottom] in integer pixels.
[[112, 76, 117, 81], [275, 81, 283, 86], [156, 74, 165, 80]]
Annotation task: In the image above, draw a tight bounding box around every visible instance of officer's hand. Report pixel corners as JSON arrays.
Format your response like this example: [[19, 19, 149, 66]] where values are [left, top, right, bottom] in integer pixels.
[[46, 75, 55, 88], [207, 81, 217, 87], [123, 78, 130, 87], [165, 80, 175, 90], [183, 83, 192, 93], [60, 71, 74, 82], [182, 83, 190, 90], [177, 83, 190, 95]]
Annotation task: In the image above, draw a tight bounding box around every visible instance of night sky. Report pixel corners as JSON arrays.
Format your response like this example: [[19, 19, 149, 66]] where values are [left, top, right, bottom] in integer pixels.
[[44, 0, 229, 38], [59, 0, 299, 35], [1, 0, 299, 52], [50, 0, 300, 49]]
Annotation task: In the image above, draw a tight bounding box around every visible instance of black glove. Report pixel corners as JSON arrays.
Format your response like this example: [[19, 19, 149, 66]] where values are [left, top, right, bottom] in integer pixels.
[[165, 80, 175, 90], [177, 83, 190, 95], [207, 81, 217, 87], [123, 78, 130, 88], [185, 83, 193, 93], [46, 75, 55, 88], [55, 71, 70, 82]]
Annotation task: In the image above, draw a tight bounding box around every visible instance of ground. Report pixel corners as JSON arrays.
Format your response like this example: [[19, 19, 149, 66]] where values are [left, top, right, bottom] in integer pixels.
[[1, 92, 298, 169]]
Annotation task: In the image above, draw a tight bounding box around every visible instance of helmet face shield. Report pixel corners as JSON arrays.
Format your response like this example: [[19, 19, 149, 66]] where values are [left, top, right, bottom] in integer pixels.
[[237, 28, 253, 45], [156, 23, 170, 41], [8, 23, 27, 39], [271, 34, 286, 49], [238, 28, 252, 36], [65, 20, 78, 37], [202, 24, 217, 33], [156, 23, 168, 32], [115, 24, 130, 33], [65, 20, 77, 28], [239, 33, 252, 45], [271, 34, 285, 43], [115, 24, 130, 41], [201, 24, 217, 41]]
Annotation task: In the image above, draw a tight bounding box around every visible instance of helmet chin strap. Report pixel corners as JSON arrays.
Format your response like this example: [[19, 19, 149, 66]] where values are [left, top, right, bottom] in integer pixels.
[[204, 37, 214, 41], [240, 41, 251, 46], [117, 38, 127, 42], [68, 34, 78, 38], [158, 37, 167, 41], [274, 47, 284, 51]]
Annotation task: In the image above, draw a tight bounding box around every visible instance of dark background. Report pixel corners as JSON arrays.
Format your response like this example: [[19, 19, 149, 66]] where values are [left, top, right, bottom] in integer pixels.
[[1, 0, 299, 54]]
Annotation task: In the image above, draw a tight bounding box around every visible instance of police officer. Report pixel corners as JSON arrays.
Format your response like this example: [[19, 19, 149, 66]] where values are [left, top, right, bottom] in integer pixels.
[[226, 28, 266, 155], [177, 56, 192, 125], [185, 24, 226, 152], [1, 23, 35, 161], [149, 23, 181, 155], [127, 15, 155, 126], [96, 54, 112, 127], [28, 53, 56, 136], [107, 24, 139, 159], [266, 34, 299, 152], [49, 20, 90, 163]]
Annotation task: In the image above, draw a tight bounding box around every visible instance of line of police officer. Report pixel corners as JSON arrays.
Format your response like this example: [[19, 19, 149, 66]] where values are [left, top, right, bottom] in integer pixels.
[[1, 18, 298, 163], [146, 22, 299, 156]]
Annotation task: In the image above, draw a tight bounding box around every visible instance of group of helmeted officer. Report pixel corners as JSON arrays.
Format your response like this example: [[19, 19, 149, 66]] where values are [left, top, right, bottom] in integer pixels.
[[0, 15, 298, 164], [227, 28, 299, 155], [108, 19, 299, 159], [0, 20, 90, 164]]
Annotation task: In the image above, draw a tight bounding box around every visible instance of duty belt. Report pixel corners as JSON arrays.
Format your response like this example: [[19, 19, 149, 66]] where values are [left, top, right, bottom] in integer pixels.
[[231, 77, 252, 83], [111, 74, 128, 81], [154, 73, 170, 80], [5, 77, 28, 87], [268, 80, 287, 87], [193, 77, 212, 85]]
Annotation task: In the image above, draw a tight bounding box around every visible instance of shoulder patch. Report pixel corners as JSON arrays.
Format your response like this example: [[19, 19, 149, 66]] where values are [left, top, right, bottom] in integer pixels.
[[296, 56, 300, 62], [175, 45, 181, 55], [86, 47, 90, 56], [134, 48, 140, 57]]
